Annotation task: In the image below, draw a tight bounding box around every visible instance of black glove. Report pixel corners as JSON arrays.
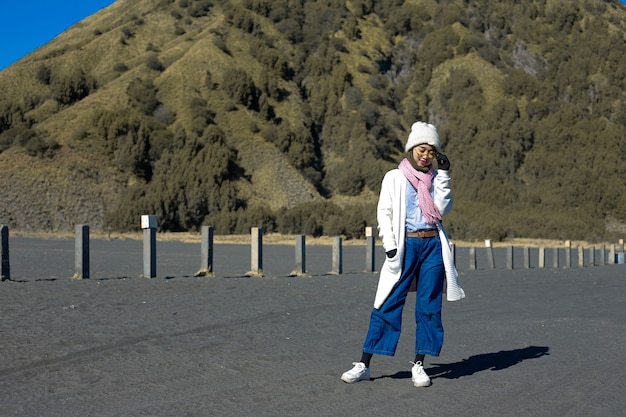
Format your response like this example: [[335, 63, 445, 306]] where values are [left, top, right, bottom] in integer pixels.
[[436, 153, 450, 170], [386, 249, 397, 258]]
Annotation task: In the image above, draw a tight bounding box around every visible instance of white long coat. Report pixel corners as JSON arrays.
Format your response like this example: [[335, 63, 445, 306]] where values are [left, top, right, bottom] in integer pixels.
[[374, 169, 464, 309]]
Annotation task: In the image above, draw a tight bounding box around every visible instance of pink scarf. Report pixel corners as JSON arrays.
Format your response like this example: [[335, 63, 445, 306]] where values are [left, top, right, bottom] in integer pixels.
[[398, 158, 442, 224]]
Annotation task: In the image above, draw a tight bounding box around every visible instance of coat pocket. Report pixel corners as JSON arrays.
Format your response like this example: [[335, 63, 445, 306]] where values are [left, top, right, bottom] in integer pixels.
[[383, 254, 402, 275]]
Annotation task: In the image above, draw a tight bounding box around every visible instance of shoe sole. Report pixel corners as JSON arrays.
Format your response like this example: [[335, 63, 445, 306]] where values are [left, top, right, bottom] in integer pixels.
[[341, 374, 370, 383], [413, 380, 431, 387]]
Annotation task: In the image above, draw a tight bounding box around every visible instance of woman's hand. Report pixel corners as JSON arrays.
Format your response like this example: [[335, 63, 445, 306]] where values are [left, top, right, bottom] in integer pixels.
[[436, 153, 450, 170]]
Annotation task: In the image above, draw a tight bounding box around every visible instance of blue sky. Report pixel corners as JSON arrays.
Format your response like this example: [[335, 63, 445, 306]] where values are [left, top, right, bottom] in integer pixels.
[[1, 0, 626, 71], [0, 0, 115, 70]]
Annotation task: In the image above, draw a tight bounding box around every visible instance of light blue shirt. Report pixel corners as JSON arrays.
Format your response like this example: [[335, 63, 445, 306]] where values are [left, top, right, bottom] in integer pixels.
[[405, 181, 436, 231]]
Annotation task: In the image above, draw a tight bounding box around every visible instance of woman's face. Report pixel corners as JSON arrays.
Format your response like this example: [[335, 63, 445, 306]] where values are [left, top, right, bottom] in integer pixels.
[[412, 144, 436, 167]]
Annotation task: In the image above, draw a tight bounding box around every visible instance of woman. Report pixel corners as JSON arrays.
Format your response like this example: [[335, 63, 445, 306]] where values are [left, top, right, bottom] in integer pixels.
[[341, 121, 465, 387]]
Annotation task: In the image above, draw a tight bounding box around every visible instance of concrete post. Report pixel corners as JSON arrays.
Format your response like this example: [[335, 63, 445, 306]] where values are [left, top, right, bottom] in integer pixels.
[[247, 227, 263, 277], [332, 236, 343, 274], [365, 227, 375, 273], [523, 247, 530, 269], [565, 240, 571, 268], [1, 225, 9, 281], [538, 247, 545, 268], [195, 225, 214, 277], [553, 248, 559, 269], [599, 245, 605, 266], [485, 240, 495, 269], [506, 245, 513, 269], [451, 242, 456, 268], [578, 246, 584, 268], [290, 234, 306, 276], [589, 246, 595, 267], [609, 244, 615, 265], [469, 247, 476, 270], [73, 224, 89, 280], [141, 215, 158, 278]]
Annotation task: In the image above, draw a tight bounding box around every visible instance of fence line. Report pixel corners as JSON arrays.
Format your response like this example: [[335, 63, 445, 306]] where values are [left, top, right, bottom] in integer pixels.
[[0, 221, 625, 282]]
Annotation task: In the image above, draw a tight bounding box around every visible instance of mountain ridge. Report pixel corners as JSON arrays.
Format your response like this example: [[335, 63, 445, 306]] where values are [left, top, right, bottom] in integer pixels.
[[1, 0, 626, 242]]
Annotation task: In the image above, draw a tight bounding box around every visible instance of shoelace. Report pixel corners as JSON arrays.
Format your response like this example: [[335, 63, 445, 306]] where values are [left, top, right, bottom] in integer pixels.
[[410, 361, 425, 374]]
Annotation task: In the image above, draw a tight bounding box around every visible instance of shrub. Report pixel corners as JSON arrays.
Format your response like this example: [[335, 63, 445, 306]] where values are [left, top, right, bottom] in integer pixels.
[[35, 64, 51, 84], [213, 37, 230, 54], [127, 78, 160, 115], [230, 206, 277, 234], [189, 97, 215, 134], [420, 27, 459, 67], [50, 69, 97, 106], [120, 27, 134, 39], [153, 105, 175, 125], [222, 69, 261, 111], [145, 54, 165, 71], [106, 126, 244, 232], [331, 37, 348, 53], [0, 134, 12, 152], [113, 63, 128, 72], [188, 0, 213, 17], [24, 136, 60, 158]]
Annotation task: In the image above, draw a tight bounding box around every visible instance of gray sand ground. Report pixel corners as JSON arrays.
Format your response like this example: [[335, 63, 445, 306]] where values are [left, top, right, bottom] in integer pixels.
[[1, 237, 625, 416]]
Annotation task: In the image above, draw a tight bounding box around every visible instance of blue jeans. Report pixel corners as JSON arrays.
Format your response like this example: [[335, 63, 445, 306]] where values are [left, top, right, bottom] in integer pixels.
[[363, 236, 444, 357]]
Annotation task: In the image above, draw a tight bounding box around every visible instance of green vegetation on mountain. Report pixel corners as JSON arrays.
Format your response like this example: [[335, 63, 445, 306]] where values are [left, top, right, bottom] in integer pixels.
[[1, 0, 625, 241]]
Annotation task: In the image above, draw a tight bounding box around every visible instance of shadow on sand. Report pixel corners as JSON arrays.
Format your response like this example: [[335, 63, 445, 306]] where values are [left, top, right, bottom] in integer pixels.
[[374, 346, 550, 381]]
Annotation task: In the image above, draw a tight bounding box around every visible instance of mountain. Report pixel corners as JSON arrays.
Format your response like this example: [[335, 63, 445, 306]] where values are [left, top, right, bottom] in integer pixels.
[[1, 0, 625, 242]]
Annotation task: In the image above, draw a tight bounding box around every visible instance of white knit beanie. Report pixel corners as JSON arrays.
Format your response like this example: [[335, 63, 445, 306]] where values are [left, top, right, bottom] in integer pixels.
[[404, 122, 441, 152]]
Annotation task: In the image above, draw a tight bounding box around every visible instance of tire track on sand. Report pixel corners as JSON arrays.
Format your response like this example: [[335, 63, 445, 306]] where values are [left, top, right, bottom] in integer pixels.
[[0, 301, 342, 378]]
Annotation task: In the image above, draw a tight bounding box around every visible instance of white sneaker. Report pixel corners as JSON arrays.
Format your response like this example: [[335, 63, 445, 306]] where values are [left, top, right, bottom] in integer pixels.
[[341, 362, 370, 383], [411, 361, 431, 387]]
